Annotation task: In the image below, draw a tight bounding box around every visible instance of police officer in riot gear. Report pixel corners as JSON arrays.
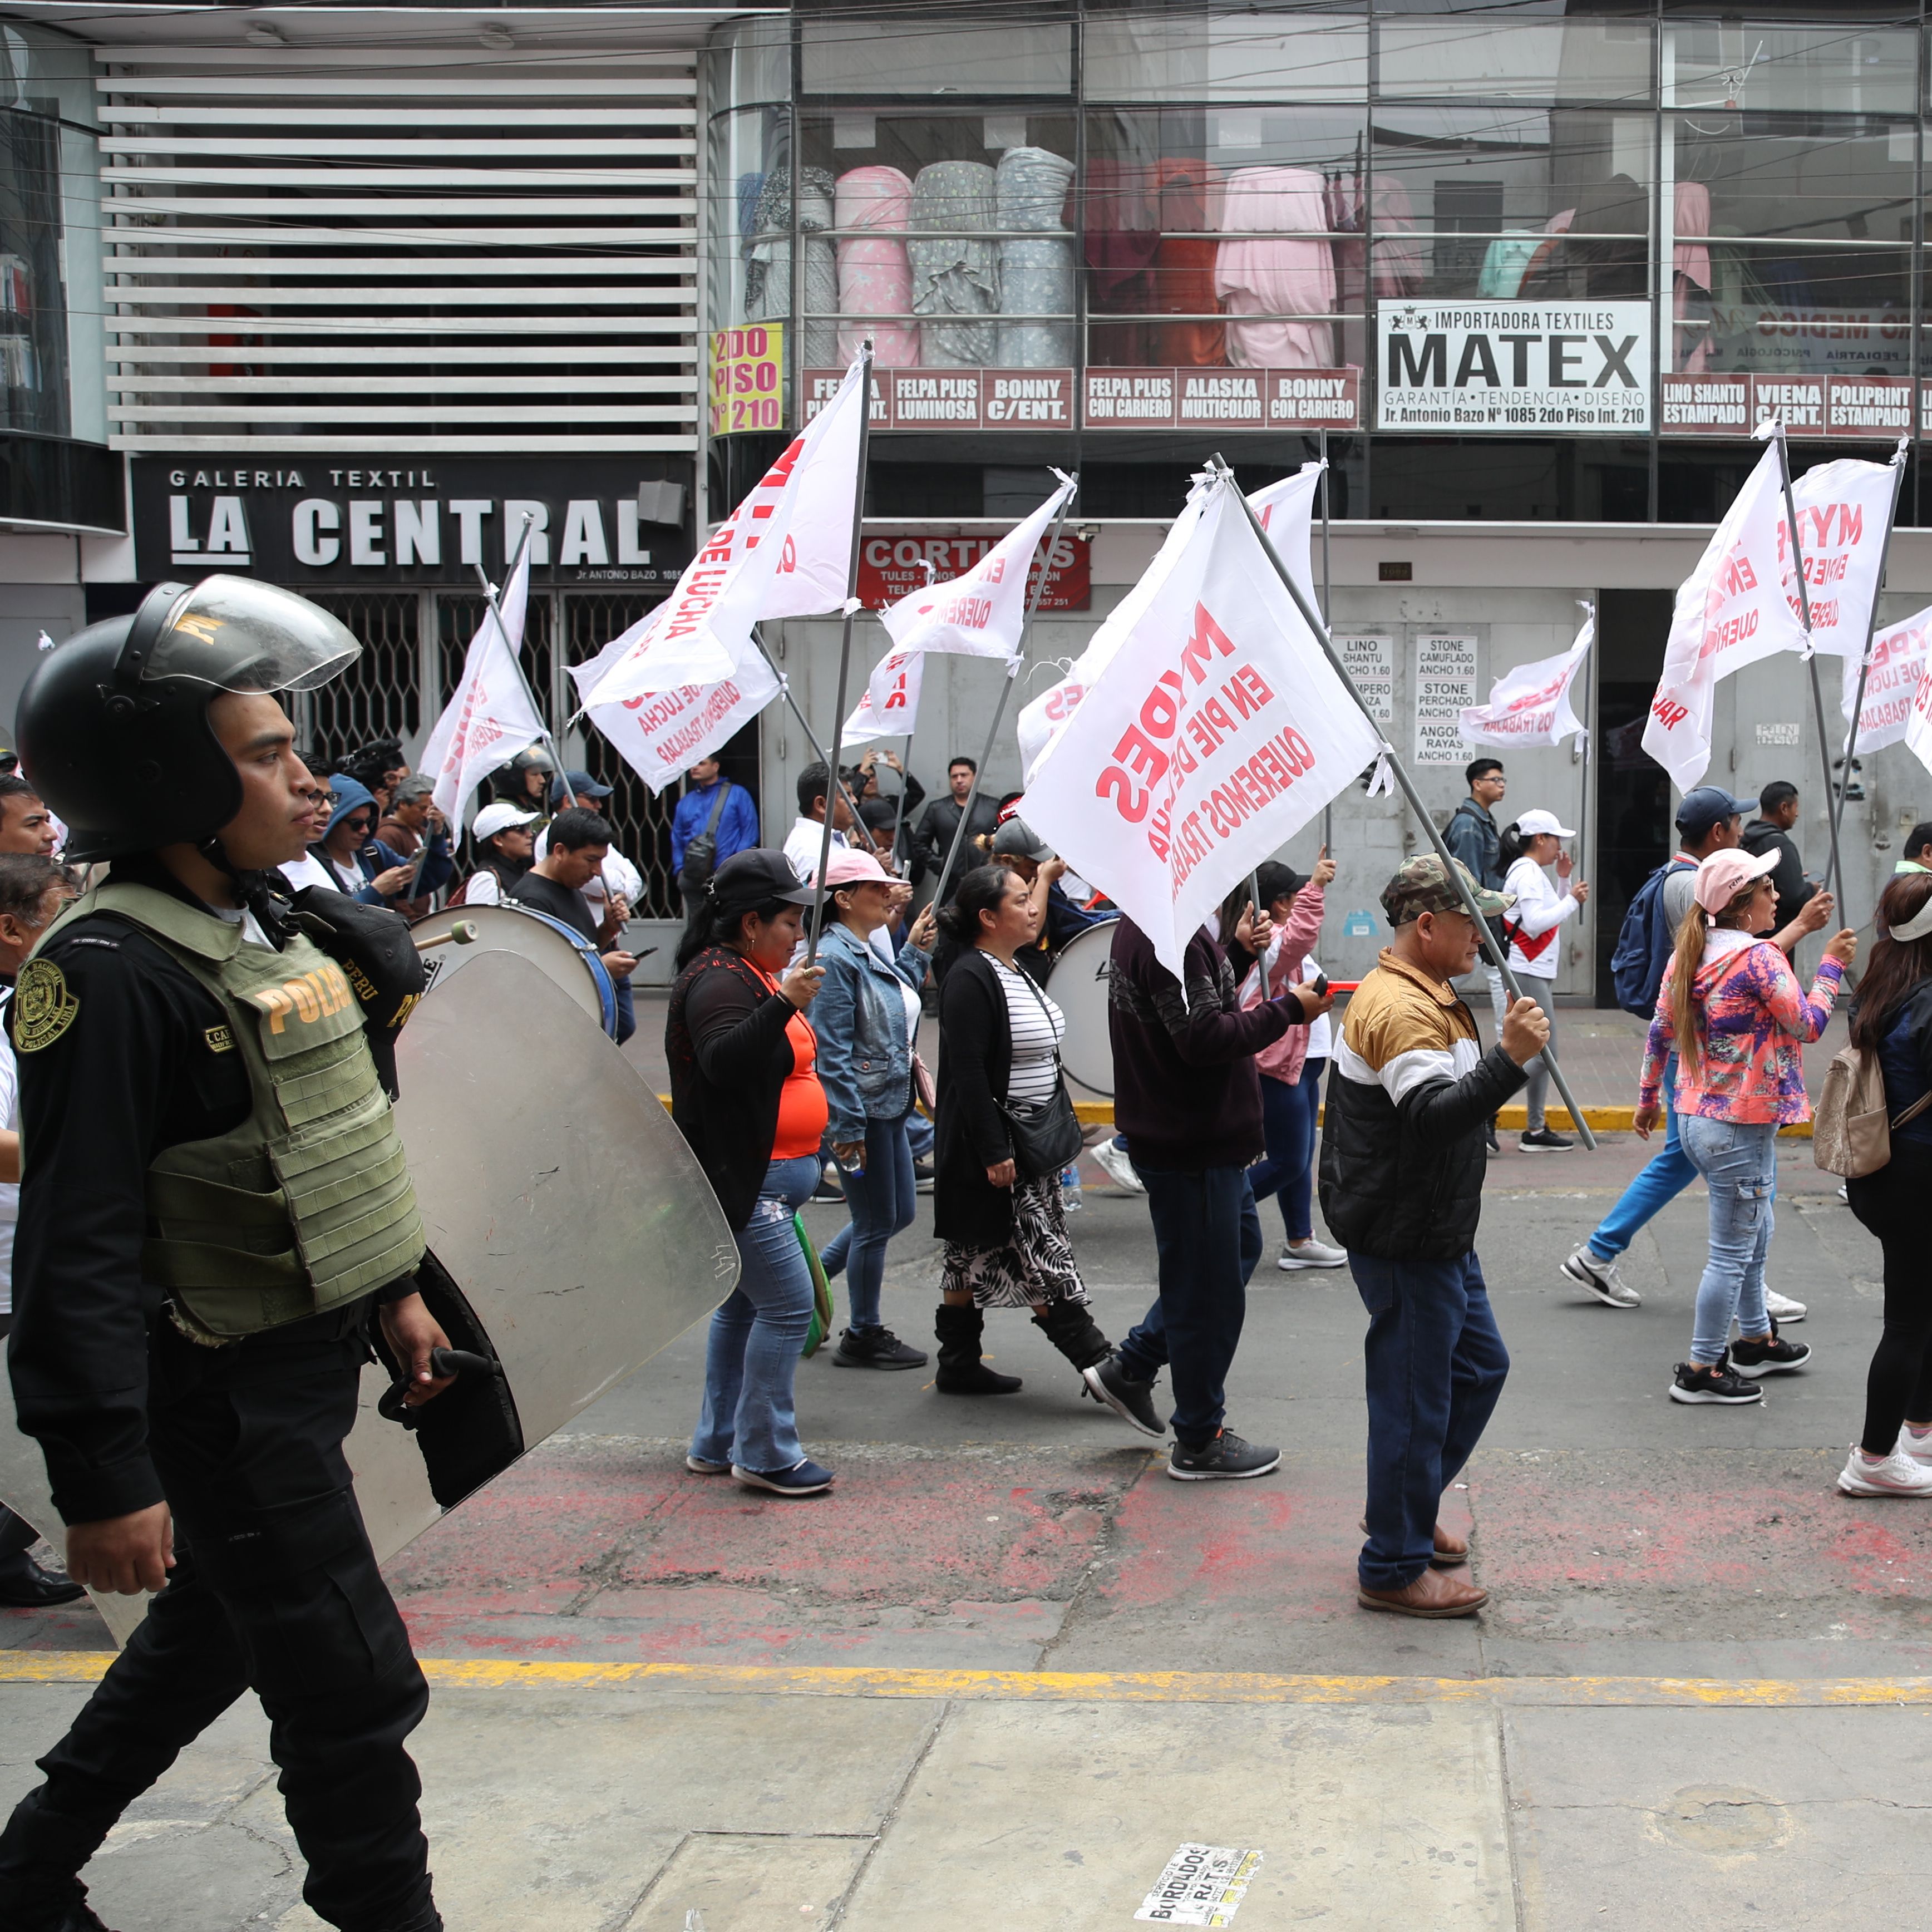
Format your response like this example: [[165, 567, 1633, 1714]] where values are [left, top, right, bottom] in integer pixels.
[[0, 576, 451, 1932]]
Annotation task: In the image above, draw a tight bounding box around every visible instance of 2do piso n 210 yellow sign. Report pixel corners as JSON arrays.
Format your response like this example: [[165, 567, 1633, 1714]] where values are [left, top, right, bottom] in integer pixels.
[[709, 326, 784, 436]]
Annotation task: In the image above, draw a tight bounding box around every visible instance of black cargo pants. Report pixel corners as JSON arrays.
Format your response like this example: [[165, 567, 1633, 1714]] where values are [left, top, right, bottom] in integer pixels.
[[0, 1347, 436, 1932]]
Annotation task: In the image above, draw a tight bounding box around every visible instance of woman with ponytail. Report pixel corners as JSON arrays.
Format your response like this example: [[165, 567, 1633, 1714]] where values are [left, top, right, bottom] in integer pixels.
[[1636, 848, 1855, 1406], [1838, 872, 1932, 1495]]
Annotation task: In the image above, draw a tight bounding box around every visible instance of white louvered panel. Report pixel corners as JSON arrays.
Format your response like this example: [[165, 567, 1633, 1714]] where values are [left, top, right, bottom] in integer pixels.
[[99, 44, 699, 455]]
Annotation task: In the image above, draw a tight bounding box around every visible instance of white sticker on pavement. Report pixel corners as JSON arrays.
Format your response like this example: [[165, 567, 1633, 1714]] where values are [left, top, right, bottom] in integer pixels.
[[1134, 1844, 1264, 1925]]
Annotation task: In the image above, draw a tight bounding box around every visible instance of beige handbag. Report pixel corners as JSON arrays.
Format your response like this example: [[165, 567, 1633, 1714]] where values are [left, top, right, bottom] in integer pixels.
[[1813, 1044, 1932, 1177]]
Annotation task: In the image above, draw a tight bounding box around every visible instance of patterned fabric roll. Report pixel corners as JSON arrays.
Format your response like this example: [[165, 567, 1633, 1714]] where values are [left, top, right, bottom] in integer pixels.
[[994, 147, 1075, 368], [908, 160, 999, 368], [834, 166, 920, 367], [745, 165, 839, 364]]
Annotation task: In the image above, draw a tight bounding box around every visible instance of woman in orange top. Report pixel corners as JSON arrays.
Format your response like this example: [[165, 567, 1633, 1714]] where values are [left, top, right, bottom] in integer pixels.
[[667, 851, 834, 1496]]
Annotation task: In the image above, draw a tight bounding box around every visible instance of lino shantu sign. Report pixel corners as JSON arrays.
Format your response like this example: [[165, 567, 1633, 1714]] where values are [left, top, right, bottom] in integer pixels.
[[1378, 301, 1652, 432]]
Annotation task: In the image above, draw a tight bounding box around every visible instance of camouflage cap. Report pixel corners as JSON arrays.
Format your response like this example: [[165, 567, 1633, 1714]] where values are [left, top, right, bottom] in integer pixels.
[[1380, 854, 1514, 925]]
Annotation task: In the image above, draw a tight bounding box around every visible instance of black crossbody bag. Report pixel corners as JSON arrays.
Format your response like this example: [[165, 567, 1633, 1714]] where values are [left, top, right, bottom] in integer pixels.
[[995, 965, 1083, 1180]]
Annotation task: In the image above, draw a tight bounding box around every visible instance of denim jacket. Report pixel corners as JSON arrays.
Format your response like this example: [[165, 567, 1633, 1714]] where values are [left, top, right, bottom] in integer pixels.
[[812, 921, 929, 1138]]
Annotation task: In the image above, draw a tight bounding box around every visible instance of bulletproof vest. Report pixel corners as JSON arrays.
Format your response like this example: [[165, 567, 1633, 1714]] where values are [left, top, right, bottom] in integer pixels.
[[42, 881, 425, 1342]]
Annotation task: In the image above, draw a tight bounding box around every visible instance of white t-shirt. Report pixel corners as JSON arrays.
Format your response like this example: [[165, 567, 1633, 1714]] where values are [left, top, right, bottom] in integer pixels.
[[457, 869, 502, 906], [783, 816, 845, 883], [1503, 855, 1577, 981], [280, 853, 336, 895]]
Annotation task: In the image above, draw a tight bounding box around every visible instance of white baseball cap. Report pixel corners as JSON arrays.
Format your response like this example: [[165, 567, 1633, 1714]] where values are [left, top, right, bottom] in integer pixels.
[[471, 801, 538, 841], [1515, 809, 1575, 839]]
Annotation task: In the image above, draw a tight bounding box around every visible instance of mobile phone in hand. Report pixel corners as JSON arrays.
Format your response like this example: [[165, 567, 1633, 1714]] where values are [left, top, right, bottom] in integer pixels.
[[1309, 973, 1330, 1001]]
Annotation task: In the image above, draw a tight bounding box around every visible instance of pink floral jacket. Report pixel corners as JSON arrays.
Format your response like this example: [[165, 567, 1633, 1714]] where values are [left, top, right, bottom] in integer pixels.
[[1241, 882, 1325, 1086]]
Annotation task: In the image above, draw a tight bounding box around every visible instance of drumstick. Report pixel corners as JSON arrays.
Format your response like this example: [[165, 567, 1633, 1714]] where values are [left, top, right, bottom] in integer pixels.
[[415, 921, 479, 953]]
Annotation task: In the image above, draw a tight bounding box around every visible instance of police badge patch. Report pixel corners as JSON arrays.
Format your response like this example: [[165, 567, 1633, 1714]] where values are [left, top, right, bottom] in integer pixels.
[[13, 957, 78, 1052]]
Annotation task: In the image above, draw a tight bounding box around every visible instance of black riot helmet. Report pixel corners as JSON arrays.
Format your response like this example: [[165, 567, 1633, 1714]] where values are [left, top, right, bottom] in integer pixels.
[[492, 743, 554, 806], [16, 575, 360, 863]]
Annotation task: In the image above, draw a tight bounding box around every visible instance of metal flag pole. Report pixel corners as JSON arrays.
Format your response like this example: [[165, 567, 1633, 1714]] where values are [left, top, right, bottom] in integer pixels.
[[807, 342, 875, 965], [1576, 600, 1595, 894], [1319, 431, 1334, 855], [884, 558, 937, 878], [472, 516, 575, 836], [1768, 421, 1846, 906], [1829, 437, 1910, 923], [931, 476, 1080, 909], [1215, 455, 1598, 1151]]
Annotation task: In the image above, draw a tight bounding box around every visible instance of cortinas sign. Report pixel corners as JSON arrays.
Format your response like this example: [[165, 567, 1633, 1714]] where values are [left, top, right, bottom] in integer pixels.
[[131, 457, 693, 586], [1377, 300, 1652, 433]]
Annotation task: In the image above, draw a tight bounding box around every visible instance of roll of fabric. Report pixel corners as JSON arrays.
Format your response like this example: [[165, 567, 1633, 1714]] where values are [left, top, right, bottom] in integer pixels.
[[908, 161, 999, 368], [746, 165, 839, 364], [835, 165, 920, 367], [1082, 155, 1159, 366], [1152, 155, 1224, 368], [1214, 165, 1334, 370], [995, 146, 1075, 368]]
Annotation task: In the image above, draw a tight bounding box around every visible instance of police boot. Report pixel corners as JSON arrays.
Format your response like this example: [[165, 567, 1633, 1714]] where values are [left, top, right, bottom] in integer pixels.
[[0, 1871, 119, 1932], [933, 1303, 1021, 1395]]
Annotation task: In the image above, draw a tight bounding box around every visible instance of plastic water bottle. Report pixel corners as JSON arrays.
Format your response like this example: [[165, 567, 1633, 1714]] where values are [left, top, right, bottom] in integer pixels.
[[1061, 1160, 1084, 1213]]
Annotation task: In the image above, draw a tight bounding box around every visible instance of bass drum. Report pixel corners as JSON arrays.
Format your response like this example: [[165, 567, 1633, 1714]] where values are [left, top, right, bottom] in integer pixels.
[[1047, 916, 1119, 1098], [412, 901, 617, 1038]]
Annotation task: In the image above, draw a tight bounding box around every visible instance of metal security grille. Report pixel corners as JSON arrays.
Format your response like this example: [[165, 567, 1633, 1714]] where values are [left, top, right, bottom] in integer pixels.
[[435, 591, 554, 781], [561, 590, 682, 917], [300, 589, 421, 773], [93, 26, 698, 454]]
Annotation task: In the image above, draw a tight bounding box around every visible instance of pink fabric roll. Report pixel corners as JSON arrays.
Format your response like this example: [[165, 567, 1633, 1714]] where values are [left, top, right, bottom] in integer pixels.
[[1673, 182, 1713, 372], [1214, 165, 1335, 369], [834, 166, 920, 367]]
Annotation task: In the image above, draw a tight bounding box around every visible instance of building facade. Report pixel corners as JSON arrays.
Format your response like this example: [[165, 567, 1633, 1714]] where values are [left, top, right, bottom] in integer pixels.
[[5, 3, 1932, 995]]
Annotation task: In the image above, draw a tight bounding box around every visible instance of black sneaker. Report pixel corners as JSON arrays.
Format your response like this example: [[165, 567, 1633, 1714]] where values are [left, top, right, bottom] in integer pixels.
[[1166, 1430, 1280, 1480], [831, 1325, 929, 1370], [1730, 1326, 1812, 1378], [1485, 1118, 1501, 1156], [1081, 1353, 1166, 1437], [1519, 1128, 1575, 1152], [1668, 1359, 1763, 1405]]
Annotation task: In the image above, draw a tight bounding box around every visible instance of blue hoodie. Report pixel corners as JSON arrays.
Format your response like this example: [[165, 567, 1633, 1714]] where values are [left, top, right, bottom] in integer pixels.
[[309, 775, 406, 906]]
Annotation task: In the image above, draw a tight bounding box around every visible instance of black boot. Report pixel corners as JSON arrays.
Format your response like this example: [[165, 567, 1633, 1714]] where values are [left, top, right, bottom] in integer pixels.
[[1031, 1299, 1113, 1373], [933, 1303, 1022, 1394]]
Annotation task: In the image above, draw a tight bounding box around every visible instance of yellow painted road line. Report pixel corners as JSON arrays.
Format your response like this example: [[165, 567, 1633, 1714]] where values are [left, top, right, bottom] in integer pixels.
[[0, 1653, 1923, 1707]]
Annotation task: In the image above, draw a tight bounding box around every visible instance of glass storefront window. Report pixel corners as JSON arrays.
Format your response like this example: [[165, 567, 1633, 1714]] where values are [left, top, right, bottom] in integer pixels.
[[0, 104, 70, 437], [801, 17, 1074, 97], [705, 104, 796, 347], [1083, 8, 1368, 105], [1667, 116, 1913, 373], [1373, 106, 1653, 301], [1083, 106, 1368, 371], [1376, 18, 1652, 105], [798, 111, 1078, 371], [1662, 22, 1916, 118]]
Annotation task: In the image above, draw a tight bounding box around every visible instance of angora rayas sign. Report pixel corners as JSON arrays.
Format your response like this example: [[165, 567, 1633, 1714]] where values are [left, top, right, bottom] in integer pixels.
[[1377, 301, 1652, 432]]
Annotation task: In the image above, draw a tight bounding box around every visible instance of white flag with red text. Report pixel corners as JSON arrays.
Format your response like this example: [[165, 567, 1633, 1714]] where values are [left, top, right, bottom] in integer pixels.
[[1778, 455, 1903, 658], [1643, 439, 1810, 792], [1016, 463, 1324, 787], [1853, 604, 1932, 755], [1904, 652, 1932, 782], [583, 355, 868, 702], [841, 645, 925, 744], [879, 472, 1076, 660], [422, 537, 547, 825], [1023, 471, 1381, 983], [1459, 611, 1591, 748]]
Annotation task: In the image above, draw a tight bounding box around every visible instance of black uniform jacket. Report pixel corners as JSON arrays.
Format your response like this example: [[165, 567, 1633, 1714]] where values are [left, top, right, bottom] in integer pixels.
[[6, 861, 378, 1526]]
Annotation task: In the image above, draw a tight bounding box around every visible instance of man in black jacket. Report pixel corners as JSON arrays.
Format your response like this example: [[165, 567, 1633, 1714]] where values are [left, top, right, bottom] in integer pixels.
[[1741, 781, 1817, 933], [1319, 856, 1547, 1620], [911, 756, 1001, 899]]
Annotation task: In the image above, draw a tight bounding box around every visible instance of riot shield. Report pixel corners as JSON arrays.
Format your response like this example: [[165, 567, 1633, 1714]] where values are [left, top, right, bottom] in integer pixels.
[[0, 947, 738, 1642]]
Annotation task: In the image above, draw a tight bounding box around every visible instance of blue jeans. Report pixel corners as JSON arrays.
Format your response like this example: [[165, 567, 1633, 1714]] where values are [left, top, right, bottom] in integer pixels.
[[1118, 1167, 1264, 1448], [1349, 1250, 1510, 1591], [1588, 1052, 1694, 1260], [691, 1155, 820, 1473], [819, 1108, 917, 1330], [1246, 1059, 1325, 1243], [1677, 1113, 1777, 1364]]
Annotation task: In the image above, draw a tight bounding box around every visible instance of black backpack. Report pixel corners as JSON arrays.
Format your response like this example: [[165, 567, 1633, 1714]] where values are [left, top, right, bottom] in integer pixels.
[[1609, 860, 1682, 1018]]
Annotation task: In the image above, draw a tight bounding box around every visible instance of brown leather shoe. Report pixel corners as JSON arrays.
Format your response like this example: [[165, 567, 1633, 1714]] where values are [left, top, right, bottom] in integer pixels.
[[1357, 1567, 1488, 1619], [1356, 1519, 1471, 1568]]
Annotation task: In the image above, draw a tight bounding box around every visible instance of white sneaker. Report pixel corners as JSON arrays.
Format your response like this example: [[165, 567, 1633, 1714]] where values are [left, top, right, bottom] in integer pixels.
[[1764, 1287, 1807, 1323], [1091, 1138, 1146, 1194], [1896, 1426, 1932, 1466], [1279, 1238, 1346, 1270], [1837, 1446, 1932, 1497], [1559, 1245, 1641, 1309]]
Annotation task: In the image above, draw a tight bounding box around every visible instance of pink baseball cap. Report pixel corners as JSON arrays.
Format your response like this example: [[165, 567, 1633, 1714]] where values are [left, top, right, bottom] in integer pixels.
[[821, 846, 896, 888], [1692, 846, 1778, 914]]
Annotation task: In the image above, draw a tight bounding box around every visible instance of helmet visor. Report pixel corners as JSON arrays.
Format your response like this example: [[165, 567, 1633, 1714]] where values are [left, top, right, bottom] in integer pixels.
[[136, 575, 361, 694]]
